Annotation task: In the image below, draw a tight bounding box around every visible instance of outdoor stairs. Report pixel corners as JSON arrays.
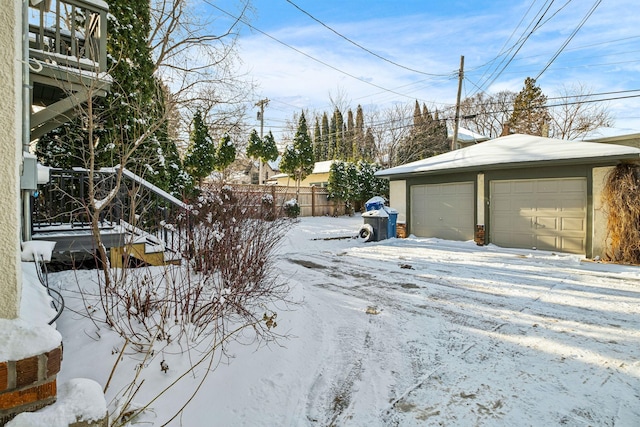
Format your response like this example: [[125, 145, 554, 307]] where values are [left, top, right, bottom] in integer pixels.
[[32, 220, 182, 268], [32, 167, 188, 268], [110, 221, 182, 268]]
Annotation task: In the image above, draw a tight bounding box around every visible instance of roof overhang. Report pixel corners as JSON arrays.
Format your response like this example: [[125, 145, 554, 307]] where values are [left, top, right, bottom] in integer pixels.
[[376, 134, 640, 180]]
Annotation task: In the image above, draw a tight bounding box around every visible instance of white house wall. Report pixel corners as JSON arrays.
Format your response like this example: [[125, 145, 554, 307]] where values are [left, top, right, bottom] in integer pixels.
[[0, 1, 23, 319], [389, 180, 406, 223]]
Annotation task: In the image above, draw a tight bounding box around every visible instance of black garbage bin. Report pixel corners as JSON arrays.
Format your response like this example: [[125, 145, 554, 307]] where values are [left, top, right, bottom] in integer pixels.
[[360, 209, 389, 242]]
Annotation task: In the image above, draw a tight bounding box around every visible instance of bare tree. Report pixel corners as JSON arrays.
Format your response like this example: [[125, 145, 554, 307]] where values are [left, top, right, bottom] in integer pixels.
[[328, 86, 353, 116], [368, 103, 413, 168], [149, 0, 256, 146], [456, 91, 516, 138], [548, 83, 613, 140]]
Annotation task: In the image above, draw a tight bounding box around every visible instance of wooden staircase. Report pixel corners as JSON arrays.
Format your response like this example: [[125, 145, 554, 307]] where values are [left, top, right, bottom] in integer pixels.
[[109, 221, 182, 268]]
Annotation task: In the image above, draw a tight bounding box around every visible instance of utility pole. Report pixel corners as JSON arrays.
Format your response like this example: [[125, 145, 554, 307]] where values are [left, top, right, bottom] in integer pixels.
[[452, 55, 464, 151], [255, 98, 269, 184]]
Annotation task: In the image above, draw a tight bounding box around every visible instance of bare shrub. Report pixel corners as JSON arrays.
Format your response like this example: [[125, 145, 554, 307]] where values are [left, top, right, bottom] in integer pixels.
[[75, 184, 297, 425], [602, 163, 640, 263]]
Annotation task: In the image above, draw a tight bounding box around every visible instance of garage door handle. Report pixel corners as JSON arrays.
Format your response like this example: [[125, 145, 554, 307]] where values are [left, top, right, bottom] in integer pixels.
[[534, 221, 545, 228]]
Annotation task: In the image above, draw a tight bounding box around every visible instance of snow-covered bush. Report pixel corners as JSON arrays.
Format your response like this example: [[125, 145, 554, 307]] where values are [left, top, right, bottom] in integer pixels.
[[77, 184, 295, 425], [283, 198, 300, 218]]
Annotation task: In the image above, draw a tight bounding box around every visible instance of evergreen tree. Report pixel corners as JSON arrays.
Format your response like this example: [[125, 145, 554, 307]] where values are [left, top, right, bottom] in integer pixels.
[[328, 112, 337, 159], [280, 112, 314, 195], [313, 119, 324, 162], [396, 100, 448, 164], [261, 131, 279, 162], [247, 129, 278, 163], [332, 108, 345, 160], [321, 112, 330, 160], [354, 105, 365, 160], [214, 134, 237, 178], [100, 0, 168, 180], [508, 77, 550, 136], [345, 109, 355, 160], [328, 160, 389, 213], [184, 110, 215, 186]]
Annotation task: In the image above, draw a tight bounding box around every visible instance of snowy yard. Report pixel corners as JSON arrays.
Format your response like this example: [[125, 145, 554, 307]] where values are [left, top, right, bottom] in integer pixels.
[[52, 216, 640, 426]]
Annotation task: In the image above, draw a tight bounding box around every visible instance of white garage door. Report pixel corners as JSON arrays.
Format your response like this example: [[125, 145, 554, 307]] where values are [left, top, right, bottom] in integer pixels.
[[490, 178, 587, 254], [410, 182, 474, 241]]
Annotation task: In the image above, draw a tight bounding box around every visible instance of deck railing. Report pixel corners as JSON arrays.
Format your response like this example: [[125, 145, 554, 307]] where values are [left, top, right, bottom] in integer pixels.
[[28, 0, 108, 72], [33, 168, 188, 255]]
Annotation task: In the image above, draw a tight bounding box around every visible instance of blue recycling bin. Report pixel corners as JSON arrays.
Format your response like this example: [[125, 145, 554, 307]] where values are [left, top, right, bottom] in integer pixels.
[[385, 207, 398, 238], [365, 196, 386, 212]]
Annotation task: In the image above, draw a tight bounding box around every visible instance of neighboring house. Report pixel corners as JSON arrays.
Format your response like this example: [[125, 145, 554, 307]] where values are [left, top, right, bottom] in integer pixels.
[[448, 126, 489, 149], [376, 133, 640, 258], [582, 127, 640, 149], [225, 157, 281, 185], [272, 160, 333, 187]]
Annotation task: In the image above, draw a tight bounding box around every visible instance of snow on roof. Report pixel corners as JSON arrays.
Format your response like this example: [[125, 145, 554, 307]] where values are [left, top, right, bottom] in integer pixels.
[[376, 133, 640, 178], [447, 126, 489, 143], [312, 160, 334, 174], [271, 160, 334, 179]]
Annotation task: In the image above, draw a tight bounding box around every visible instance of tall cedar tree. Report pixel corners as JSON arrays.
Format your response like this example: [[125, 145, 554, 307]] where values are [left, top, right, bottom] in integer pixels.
[[247, 129, 278, 163], [353, 105, 366, 160], [507, 77, 550, 136], [280, 112, 314, 194], [396, 100, 448, 164], [313, 119, 323, 162], [332, 108, 345, 160], [321, 112, 330, 161], [345, 109, 355, 160], [214, 134, 237, 178], [327, 160, 389, 213], [184, 110, 215, 186]]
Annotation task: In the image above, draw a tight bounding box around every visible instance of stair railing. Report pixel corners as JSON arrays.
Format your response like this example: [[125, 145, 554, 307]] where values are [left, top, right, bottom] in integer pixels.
[[33, 167, 189, 258]]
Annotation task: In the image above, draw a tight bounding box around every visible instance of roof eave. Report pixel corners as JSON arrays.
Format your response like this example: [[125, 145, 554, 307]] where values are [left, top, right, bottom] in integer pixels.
[[376, 154, 640, 180]]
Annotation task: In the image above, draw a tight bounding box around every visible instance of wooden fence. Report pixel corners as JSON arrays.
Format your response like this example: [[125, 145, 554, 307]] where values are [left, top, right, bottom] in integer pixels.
[[223, 184, 343, 217]]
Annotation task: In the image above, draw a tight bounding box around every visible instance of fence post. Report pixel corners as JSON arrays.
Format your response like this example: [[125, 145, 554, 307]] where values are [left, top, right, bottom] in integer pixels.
[[311, 186, 316, 217], [271, 185, 276, 217]]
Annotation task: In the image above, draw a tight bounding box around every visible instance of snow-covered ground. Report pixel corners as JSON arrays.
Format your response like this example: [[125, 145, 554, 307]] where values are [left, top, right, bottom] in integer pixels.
[[49, 216, 640, 426]]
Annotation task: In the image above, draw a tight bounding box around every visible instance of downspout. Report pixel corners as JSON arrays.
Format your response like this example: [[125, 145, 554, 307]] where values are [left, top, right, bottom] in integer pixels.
[[22, 0, 32, 241]]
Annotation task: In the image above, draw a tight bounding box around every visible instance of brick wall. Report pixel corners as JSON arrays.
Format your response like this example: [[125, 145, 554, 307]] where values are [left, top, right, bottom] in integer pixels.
[[0, 346, 61, 425]]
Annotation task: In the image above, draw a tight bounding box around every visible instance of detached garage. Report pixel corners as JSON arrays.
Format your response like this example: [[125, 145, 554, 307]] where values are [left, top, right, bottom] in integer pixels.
[[376, 134, 640, 257]]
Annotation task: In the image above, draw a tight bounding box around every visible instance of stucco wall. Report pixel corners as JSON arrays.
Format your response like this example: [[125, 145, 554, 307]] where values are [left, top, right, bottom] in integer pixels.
[[0, 2, 23, 319], [592, 166, 614, 259], [389, 180, 406, 223]]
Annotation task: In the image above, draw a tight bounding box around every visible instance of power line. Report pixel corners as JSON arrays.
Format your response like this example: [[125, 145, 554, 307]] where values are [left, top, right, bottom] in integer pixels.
[[283, 0, 449, 77], [534, 0, 602, 80], [204, 1, 440, 105]]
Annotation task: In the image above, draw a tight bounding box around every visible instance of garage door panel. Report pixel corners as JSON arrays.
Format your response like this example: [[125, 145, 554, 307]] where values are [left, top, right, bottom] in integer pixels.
[[536, 216, 558, 229], [562, 217, 585, 231], [560, 179, 585, 192], [562, 197, 585, 211], [510, 181, 534, 193], [411, 182, 474, 241], [490, 178, 586, 254]]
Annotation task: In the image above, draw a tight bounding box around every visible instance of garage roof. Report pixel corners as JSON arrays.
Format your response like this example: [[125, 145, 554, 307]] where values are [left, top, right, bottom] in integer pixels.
[[376, 133, 640, 178]]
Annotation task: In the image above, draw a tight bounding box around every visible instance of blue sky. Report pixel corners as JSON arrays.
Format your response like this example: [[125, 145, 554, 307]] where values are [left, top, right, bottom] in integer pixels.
[[210, 0, 640, 136]]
